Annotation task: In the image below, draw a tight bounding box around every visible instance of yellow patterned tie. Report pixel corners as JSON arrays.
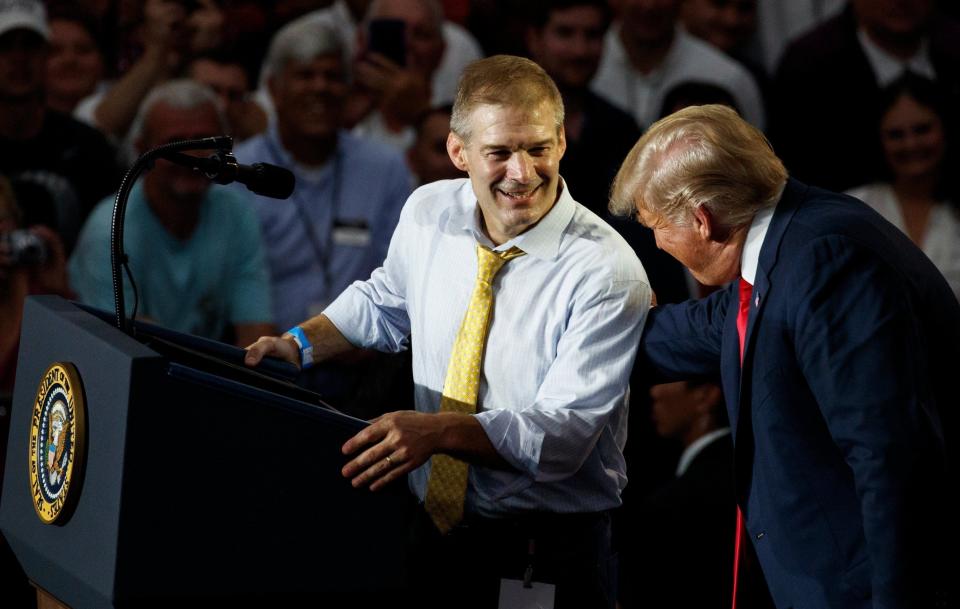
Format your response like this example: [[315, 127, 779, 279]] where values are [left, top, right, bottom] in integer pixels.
[[424, 243, 525, 534]]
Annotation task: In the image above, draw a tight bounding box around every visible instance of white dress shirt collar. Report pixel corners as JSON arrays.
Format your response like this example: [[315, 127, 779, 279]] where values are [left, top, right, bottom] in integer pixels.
[[461, 179, 576, 261], [856, 28, 935, 86], [740, 204, 775, 285]]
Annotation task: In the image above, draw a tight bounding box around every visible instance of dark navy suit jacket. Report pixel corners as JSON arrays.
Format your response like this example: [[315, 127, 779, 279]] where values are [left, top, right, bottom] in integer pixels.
[[639, 179, 958, 609]]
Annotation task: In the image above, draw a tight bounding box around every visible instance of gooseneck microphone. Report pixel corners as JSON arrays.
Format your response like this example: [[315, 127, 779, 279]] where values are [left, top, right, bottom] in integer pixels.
[[159, 149, 295, 200], [110, 136, 296, 332]]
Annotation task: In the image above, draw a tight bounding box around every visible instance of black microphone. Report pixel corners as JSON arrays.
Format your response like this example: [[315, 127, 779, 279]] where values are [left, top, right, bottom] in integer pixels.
[[159, 150, 296, 200]]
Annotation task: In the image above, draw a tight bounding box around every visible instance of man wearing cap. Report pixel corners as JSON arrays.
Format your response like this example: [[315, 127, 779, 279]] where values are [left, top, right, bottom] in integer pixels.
[[246, 55, 649, 608], [0, 0, 122, 253]]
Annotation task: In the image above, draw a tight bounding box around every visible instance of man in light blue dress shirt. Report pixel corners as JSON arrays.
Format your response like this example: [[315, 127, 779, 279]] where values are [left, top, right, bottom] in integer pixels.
[[233, 17, 413, 332], [246, 55, 650, 608]]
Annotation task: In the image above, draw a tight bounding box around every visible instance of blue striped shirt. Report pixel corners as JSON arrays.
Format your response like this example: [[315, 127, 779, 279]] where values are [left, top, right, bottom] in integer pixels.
[[324, 178, 650, 515]]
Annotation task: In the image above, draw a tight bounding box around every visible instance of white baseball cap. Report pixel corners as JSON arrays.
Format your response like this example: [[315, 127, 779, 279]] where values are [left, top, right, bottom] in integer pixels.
[[0, 0, 48, 40]]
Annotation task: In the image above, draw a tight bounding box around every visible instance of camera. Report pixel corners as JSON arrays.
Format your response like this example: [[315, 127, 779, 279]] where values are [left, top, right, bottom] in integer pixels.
[[1, 230, 48, 266]]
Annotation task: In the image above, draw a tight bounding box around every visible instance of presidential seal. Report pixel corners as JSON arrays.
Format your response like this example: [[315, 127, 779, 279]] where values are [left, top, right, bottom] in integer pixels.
[[29, 362, 86, 524]]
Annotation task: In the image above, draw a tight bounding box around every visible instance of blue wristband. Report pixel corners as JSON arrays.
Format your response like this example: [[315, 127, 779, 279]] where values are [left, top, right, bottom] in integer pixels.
[[286, 326, 314, 369]]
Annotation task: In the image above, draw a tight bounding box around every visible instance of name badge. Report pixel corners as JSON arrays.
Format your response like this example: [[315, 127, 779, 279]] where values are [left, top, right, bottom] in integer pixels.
[[498, 579, 555, 609], [332, 219, 371, 247]]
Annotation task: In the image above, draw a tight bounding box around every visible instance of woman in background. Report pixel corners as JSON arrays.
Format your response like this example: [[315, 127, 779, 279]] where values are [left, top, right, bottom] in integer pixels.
[[847, 73, 960, 300]]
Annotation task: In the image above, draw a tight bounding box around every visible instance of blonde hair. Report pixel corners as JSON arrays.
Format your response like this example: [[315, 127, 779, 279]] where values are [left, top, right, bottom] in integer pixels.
[[610, 104, 787, 228], [450, 55, 564, 140]]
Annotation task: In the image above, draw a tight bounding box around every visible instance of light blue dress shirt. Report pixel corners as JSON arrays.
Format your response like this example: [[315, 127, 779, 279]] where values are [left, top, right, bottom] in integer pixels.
[[324, 178, 651, 515], [234, 127, 413, 330]]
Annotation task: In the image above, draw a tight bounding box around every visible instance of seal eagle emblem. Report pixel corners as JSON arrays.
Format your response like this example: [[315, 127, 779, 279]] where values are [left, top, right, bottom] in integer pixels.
[[29, 362, 86, 524]]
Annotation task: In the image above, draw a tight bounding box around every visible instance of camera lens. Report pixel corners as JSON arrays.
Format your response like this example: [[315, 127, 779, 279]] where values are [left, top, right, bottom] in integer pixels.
[[1, 230, 48, 266]]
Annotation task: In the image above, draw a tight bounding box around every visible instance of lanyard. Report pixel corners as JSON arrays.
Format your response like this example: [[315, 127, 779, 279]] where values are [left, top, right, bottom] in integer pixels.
[[266, 135, 343, 300]]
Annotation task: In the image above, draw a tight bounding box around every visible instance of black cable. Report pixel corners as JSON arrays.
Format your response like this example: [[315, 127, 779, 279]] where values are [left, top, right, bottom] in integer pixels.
[[122, 256, 139, 326]]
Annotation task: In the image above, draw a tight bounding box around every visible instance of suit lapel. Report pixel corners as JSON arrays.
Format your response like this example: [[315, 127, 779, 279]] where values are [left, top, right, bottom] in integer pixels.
[[731, 179, 808, 500]]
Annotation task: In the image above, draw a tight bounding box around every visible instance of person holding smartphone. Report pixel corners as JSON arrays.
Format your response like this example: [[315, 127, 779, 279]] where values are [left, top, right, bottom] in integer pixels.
[[345, 0, 457, 151]]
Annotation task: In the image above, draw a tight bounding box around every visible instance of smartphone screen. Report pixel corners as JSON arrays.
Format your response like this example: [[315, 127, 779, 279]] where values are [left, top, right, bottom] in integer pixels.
[[367, 18, 406, 67]]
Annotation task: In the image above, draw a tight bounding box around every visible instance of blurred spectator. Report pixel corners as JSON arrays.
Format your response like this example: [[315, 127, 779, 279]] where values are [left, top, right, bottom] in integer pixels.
[[234, 17, 412, 332], [186, 49, 267, 141], [44, 6, 106, 115], [527, 0, 690, 306], [348, 0, 446, 149], [74, 0, 224, 143], [256, 0, 482, 151], [406, 104, 464, 184], [753, 0, 844, 74], [0, 176, 71, 408], [351, 0, 483, 150], [590, 0, 764, 130], [847, 73, 960, 300], [771, 0, 960, 192], [0, 174, 51, 609], [622, 380, 774, 609], [0, 0, 123, 253], [234, 17, 414, 412], [526, 0, 640, 213], [679, 0, 769, 96], [69, 79, 275, 346]]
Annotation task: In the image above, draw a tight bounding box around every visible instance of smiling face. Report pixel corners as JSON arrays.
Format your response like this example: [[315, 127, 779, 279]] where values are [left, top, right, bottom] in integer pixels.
[[45, 19, 103, 105], [270, 53, 347, 144], [447, 102, 566, 245], [880, 92, 945, 182]]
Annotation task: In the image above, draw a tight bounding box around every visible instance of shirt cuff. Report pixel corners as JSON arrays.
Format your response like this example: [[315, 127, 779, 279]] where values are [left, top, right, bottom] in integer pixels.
[[321, 286, 369, 348], [475, 409, 544, 479]]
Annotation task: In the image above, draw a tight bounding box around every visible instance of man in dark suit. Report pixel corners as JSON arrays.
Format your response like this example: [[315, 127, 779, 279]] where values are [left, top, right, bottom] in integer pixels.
[[771, 0, 960, 192], [610, 104, 957, 609], [627, 380, 754, 609]]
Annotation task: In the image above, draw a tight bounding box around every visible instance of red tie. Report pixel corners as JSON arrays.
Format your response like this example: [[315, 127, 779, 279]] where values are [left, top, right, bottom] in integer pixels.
[[737, 278, 752, 364], [732, 278, 752, 609]]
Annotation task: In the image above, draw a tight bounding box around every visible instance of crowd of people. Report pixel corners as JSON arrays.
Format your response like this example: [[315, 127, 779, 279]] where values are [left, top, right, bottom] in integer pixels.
[[2, 0, 958, 607]]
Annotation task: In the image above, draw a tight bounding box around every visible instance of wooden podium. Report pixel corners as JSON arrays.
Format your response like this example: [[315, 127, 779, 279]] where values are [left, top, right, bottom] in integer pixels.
[[0, 296, 411, 608]]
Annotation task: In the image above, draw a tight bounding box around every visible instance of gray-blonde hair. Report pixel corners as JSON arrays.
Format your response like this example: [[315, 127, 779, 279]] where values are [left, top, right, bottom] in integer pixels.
[[610, 104, 787, 229], [260, 15, 349, 86], [128, 79, 228, 147]]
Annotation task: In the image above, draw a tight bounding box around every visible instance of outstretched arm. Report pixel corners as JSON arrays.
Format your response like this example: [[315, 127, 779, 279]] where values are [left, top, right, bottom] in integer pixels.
[[243, 313, 360, 369]]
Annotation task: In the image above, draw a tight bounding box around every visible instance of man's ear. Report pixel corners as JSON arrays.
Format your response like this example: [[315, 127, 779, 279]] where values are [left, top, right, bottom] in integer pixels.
[[691, 205, 716, 241], [447, 131, 469, 172]]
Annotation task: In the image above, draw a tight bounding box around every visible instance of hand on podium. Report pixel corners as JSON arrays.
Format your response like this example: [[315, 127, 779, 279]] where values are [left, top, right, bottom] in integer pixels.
[[244, 334, 300, 369]]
